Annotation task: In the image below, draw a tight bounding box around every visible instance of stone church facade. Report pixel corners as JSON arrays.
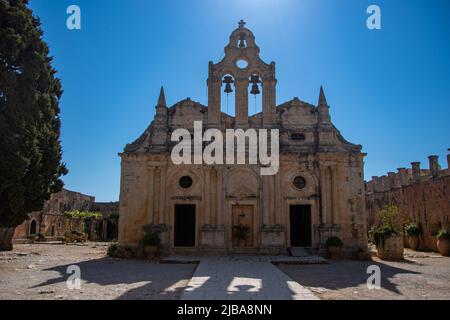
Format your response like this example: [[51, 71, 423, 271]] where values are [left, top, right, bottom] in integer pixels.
[[118, 22, 367, 255]]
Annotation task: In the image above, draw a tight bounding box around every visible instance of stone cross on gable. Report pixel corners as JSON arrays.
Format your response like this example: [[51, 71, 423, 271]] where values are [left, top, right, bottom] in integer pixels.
[[238, 19, 246, 28]]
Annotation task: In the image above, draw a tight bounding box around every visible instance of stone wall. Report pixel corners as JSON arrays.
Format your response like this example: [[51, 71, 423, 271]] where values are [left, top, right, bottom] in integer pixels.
[[13, 189, 119, 242], [366, 150, 450, 251]]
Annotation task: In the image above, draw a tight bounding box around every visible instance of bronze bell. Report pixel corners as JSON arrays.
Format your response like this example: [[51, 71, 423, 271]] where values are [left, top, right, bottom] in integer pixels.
[[250, 84, 260, 95], [223, 76, 234, 94], [224, 83, 233, 94], [249, 75, 261, 95], [238, 34, 246, 48]]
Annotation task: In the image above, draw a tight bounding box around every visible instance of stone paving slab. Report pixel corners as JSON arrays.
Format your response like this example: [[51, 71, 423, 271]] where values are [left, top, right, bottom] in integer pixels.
[[161, 254, 328, 265], [181, 256, 319, 300]]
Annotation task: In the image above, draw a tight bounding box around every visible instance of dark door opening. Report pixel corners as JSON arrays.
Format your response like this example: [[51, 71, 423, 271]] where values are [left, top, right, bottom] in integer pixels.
[[174, 204, 196, 247], [290, 205, 312, 247], [29, 220, 37, 236]]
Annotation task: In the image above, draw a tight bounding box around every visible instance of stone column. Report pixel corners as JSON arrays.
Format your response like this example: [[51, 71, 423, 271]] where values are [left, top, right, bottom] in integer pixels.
[[411, 162, 421, 182], [147, 167, 155, 223], [275, 169, 282, 225], [204, 167, 211, 225], [207, 77, 221, 127], [319, 167, 327, 224], [262, 175, 270, 226], [235, 78, 248, 128], [447, 149, 450, 169], [262, 79, 276, 127], [211, 168, 217, 225], [428, 155, 439, 178], [331, 166, 338, 225], [159, 166, 167, 224], [153, 167, 161, 224], [217, 167, 223, 226], [269, 175, 276, 224], [397, 168, 409, 186]]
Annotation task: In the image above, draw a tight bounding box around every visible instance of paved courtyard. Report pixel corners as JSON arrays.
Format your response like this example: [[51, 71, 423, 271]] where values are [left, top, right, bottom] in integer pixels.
[[181, 256, 318, 300], [279, 250, 450, 300], [1, 243, 449, 300]]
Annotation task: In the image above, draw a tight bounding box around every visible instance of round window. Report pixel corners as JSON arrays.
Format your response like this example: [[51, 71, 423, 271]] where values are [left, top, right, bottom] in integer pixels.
[[179, 176, 193, 189], [236, 59, 248, 69], [293, 176, 306, 190]]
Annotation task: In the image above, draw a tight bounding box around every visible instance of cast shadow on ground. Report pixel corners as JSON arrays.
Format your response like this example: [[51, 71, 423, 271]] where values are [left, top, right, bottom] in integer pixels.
[[31, 257, 196, 300], [180, 261, 315, 300], [278, 259, 422, 295]]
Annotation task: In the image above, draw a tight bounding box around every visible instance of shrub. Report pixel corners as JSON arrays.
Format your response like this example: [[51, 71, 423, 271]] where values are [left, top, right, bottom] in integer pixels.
[[405, 223, 422, 237], [325, 236, 343, 248], [36, 233, 46, 241], [437, 229, 450, 240], [370, 205, 402, 246], [141, 232, 161, 247], [232, 224, 250, 241], [65, 210, 102, 220], [107, 243, 118, 257], [372, 225, 396, 246]]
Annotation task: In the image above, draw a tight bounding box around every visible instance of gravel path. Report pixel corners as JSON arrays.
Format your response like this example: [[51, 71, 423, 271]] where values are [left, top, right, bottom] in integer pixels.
[[278, 250, 450, 300], [2, 244, 449, 300], [0, 243, 195, 300]]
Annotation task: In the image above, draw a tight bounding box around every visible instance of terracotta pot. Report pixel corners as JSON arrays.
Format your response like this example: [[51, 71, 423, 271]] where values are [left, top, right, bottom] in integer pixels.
[[357, 251, 367, 260], [408, 235, 420, 251], [437, 239, 450, 256], [123, 250, 133, 259], [328, 246, 341, 260], [376, 234, 404, 261], [144, 245, 158, 258]]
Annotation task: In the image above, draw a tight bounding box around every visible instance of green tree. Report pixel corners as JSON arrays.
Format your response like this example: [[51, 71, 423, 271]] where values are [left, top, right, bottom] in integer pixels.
[[0, 0, 67, 250]]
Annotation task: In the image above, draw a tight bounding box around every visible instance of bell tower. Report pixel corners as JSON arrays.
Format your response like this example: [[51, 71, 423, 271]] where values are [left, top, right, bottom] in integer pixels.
[[207, 20, 277, 128]]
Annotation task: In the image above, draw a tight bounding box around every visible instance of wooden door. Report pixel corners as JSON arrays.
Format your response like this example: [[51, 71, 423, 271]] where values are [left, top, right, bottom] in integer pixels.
[[232, 205, 253, 247]]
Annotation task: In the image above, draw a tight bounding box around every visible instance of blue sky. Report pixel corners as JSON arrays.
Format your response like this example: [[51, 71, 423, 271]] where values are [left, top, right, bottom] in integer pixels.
[[29, 0, 450, 201]]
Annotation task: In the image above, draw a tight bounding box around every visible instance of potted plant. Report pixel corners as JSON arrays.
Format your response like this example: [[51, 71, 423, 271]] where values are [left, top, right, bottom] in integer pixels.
[[123, 246, 133, 259], [357, 248, 368, 260], [404, 223, 422, 250], [141, 232, 161, 258], [436, 229, 450, 256], [325, 236, 343, 259], [232, 224, 250, 246], [371, 205, 404, 261], [107, 243, 118, 257]]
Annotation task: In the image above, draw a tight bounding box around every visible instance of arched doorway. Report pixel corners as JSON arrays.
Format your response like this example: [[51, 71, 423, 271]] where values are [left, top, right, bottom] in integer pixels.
[[29, 220, 37, 236]]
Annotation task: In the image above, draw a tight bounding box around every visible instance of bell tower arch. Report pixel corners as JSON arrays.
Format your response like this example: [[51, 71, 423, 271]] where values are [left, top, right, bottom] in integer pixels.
[[207, 20, 277, 128]]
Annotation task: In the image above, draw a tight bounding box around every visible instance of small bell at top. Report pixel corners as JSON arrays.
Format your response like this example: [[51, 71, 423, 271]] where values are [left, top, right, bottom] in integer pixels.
[[238, 34, 247, 48]]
